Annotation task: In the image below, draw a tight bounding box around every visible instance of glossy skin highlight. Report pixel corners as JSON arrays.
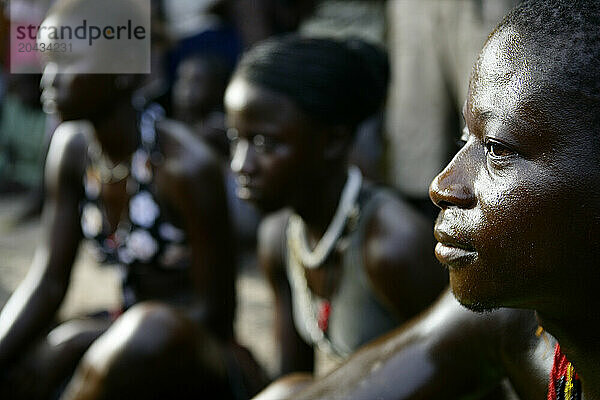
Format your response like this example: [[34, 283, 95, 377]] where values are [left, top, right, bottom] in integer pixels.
[[281, 292, 552, 400]]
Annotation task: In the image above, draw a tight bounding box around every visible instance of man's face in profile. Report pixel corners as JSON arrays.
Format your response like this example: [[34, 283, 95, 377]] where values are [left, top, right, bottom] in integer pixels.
[[429, 28, 600, 312]]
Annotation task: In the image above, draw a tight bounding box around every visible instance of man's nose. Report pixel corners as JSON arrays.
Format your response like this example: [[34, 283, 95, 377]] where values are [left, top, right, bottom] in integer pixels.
[[429, 148, 476, 210]]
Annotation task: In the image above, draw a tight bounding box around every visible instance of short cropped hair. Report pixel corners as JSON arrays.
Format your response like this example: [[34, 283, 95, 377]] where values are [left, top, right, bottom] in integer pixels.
[[494, 0, 600, 134]]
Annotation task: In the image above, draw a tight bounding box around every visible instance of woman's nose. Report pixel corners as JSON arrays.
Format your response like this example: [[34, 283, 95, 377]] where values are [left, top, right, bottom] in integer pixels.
[[230, 137, 257, 175], [40, 62, 58, 90]]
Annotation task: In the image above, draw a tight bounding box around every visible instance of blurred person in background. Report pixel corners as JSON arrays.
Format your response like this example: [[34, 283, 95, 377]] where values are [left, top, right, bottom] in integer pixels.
[[298, 0, 387, 183], [0, 0, 268, 398], [159, 0, 317, 114], [172, 52, 261, 264], [172, 53, 232, 156], [159, 0, 242, 116], [225, 35, 447, 384]]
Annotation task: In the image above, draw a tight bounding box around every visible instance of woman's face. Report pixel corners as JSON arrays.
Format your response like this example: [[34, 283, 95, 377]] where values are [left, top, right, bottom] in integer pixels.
[[225, 78, 324, 212], [173, 58, 221, 121], [40, 65, 117, 120], [429, 29, 600, 312], [38, 13, 122, 120]]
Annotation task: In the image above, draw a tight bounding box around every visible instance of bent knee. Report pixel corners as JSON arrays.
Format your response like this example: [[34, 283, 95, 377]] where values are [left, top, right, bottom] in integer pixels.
[[100, 302, 198, 362], [47, 319, 110, 354], [65, 303, 226, 399]]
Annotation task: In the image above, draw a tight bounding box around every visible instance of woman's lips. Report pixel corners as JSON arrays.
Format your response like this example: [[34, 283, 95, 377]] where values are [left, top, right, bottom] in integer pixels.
[[235, 182, 261, 201], [234, 174, 262, 200], [236, 185, 257, 200], [433, 229, 477, 268]]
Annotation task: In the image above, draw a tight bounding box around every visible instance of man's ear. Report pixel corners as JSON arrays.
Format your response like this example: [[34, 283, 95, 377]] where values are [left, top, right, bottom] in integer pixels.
[[322, 125, 353, 161]]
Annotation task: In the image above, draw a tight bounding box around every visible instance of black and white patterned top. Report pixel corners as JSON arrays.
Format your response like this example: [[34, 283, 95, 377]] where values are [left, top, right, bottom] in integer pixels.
[[80, 104, 190, 306]]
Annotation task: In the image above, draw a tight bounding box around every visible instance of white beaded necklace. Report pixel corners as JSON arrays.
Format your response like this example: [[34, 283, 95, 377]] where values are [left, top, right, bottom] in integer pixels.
[[287, 166, 362, 270], [286, 166, 362, 355]]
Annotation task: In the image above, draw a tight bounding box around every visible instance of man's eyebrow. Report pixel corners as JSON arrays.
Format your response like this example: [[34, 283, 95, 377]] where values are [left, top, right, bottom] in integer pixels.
[[466, 105, 498, 122], [480, 110, 497, 119]]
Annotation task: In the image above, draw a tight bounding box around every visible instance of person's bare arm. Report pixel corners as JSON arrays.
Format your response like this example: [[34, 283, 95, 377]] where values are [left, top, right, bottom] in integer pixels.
[[291, 290, 529, 400], [258, 212, 314, 376], [0, 123, 86, 370], [159, 121, 236, 338]]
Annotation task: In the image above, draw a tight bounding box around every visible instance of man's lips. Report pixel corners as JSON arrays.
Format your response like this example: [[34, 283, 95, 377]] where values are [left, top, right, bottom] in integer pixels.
[[433, 229, 477, 268], [433, 229, 475, 251]]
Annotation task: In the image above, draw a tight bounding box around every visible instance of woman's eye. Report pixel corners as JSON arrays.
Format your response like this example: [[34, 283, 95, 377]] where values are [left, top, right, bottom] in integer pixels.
[[485, 139, 514, 158], [252, 134, 277, 154], [226, 130, 279, 154], [226, 128, 239, 142], [253, 134, 266, 152]]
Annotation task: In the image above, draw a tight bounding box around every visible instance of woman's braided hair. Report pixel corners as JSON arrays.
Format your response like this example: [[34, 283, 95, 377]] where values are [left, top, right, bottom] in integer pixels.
[[234, 34, 389, 129]]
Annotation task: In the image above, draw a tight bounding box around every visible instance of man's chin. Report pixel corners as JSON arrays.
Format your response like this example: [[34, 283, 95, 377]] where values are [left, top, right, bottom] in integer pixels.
[[458, 299, 500, 313], [450, 288, 500, 313]]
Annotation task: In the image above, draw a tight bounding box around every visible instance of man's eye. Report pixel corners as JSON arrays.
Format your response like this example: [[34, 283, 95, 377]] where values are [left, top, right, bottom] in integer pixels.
[[485, 139, 514, 158]]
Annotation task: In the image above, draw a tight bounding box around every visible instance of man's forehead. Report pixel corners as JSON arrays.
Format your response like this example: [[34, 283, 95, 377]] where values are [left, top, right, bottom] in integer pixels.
[[467, 27, 535, 123]]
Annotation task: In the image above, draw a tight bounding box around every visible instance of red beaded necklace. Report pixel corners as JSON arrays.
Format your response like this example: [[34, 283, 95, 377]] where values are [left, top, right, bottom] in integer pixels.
[[548, 343, 582, 400]]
